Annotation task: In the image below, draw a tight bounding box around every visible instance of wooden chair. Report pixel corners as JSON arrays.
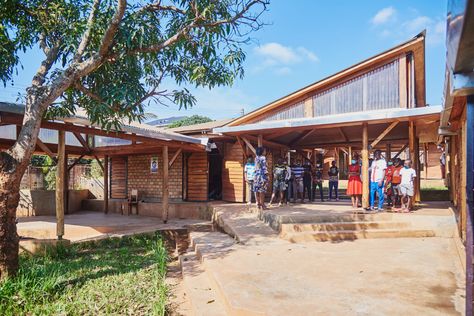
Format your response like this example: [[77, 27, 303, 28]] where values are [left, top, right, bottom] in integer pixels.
[[127, 189, 139, 215]]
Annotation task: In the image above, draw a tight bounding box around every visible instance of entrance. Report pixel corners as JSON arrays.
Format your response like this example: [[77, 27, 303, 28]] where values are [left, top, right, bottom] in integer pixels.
[[208, 144, 223, 200]]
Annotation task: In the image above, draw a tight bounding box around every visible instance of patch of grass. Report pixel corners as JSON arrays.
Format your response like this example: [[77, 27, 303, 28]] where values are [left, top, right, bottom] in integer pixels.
[[0, 233, 168, 316]]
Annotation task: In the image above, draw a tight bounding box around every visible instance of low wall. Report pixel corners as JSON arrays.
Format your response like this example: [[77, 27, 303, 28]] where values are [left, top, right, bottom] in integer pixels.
[[17, 189, 91, 217], [82, 199, 213, 220]]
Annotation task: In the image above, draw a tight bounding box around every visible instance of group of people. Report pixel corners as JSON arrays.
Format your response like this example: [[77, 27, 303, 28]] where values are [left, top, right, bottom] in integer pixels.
[[244, 147, 417, 212]]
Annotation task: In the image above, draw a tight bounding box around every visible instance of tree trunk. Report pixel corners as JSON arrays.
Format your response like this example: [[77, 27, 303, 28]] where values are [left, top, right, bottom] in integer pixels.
[[0, 166, 21, 279], [0, 92, 47, 280]]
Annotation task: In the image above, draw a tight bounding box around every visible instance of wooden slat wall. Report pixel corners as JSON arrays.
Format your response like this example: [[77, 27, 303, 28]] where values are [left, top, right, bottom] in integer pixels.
[[110, 156, 127, 199], [222, 142, 245, 202], [187, 152, 208, 201]]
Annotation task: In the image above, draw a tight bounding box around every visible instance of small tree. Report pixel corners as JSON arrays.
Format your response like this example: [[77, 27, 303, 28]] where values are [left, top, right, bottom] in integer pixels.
[[0, 0, 268, 279], [167, 115, 213, 128]]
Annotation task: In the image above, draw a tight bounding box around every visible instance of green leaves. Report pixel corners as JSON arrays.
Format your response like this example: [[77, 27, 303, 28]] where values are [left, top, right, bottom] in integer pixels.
[[1, 0, 268, 129]]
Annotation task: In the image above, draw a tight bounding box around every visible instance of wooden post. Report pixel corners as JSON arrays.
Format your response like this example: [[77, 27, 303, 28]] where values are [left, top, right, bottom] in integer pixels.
[[409, 121, 420, 203], [104, 155, 109, 214], [258, 134, 263, 148], [56, 130, 66, 239], [162, 146, 169, 224], [424, 143, 429, 179], [386, 144, 391, 161], [414, 137, 421, 202], [348, 146, 352, 161], [362, 123, 369, 209]]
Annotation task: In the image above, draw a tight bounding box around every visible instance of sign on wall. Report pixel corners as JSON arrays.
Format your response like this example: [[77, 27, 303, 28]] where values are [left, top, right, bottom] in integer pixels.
[[150, 156, 158, 173]]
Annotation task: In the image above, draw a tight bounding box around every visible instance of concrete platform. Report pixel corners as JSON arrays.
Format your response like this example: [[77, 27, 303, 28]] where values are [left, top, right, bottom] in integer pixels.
[[18, 211, 210, 243], [259, 201, 459, 240], [180, 201, 465, 315]]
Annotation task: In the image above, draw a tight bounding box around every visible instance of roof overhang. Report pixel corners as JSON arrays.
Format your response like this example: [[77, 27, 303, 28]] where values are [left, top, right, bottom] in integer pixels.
[[227, 32, 426, 127], [440, 0, 474, 133], [214, 106, 442, 135]]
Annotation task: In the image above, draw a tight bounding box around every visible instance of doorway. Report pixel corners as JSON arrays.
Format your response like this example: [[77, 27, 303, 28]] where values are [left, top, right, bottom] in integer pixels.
[[208, 143, 223, 200]]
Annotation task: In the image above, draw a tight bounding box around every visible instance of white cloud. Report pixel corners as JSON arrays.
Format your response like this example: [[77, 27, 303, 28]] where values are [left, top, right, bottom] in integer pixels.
[[253, 42, 319, 75], [371, 10, 446, 46], [147, 86, 260, 120], [254, 42, 300, 64], [371, 7, 396, 25], [403, 16, 432, 33], [275, 67, 292, 76]]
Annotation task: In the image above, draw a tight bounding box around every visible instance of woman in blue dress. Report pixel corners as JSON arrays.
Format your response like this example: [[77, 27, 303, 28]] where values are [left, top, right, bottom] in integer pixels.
[[253, 147, 268, 209]]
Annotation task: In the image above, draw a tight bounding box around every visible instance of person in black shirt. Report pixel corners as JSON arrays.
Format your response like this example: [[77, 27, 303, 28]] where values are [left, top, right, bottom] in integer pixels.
[[302, 160, 312, 202], [328, 161, 339, 201], [312, 162, 324, 202]]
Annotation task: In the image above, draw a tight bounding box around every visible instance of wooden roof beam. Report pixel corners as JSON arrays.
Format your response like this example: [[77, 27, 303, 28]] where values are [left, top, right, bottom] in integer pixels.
[[36, 138, 57, 161], [370, 121, 399, 149], [169, 148, 182, 168], [241, 137, 256, 155], [244, 134, 288, 150]]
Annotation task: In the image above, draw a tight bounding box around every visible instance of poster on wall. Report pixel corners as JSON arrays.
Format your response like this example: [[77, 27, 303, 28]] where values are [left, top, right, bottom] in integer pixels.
[[150, 156, 158, 173]]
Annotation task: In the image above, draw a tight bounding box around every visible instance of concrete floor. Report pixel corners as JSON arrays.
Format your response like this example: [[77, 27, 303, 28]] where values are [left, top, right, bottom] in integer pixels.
[[184, 202, 466, 315], [17, 211, 207, 242]]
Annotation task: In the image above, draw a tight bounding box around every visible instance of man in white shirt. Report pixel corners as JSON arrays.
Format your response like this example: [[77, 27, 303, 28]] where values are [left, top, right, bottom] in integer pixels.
[[399, 159, 417, 212], [369, 150, 387, 211]]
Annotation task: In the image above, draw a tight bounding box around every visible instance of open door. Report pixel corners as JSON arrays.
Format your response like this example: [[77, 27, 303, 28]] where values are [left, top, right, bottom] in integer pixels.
[[187, 152, 208, 201], [222, 142, 245, 202]]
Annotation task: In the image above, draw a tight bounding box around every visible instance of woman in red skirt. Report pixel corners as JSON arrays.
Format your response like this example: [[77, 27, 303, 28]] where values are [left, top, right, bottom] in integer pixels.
[[346, 158, 362, 208]]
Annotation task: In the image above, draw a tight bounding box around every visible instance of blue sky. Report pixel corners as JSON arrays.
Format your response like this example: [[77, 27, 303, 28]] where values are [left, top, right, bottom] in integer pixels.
[[0, 1, 447, 120]]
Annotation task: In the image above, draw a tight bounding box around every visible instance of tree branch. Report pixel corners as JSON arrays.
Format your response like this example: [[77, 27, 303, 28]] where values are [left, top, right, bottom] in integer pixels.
[[99, 0, 127, 56], [74, 0, 101, 62], [73, 82, 103, 103]]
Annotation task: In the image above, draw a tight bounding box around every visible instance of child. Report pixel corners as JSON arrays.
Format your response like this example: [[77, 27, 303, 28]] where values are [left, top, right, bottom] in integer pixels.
[[346, 157, 362, 208], [328, 161, 339, 201], [391, 158, 403, 207], [384, 159, 395, 207], [397, 159, 416, 213]]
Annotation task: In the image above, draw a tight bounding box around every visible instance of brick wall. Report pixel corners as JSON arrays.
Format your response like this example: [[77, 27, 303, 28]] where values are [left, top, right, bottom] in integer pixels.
[[127, 151, 183, 200]]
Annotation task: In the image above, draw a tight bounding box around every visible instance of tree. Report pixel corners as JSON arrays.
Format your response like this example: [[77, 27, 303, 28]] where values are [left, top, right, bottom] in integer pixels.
[[167, 115, 213, 128], [0, 0, 268, 279]]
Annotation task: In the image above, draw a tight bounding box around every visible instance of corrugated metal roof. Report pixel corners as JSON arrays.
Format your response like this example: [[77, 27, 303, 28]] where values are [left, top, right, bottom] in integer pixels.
[[0, 102, 203, 145], [167, 119, 233, 133]]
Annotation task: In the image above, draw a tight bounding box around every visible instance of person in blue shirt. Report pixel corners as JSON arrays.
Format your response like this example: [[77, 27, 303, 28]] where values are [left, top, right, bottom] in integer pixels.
[[291, 160, 305, 203], [244, 156, 256, 205]]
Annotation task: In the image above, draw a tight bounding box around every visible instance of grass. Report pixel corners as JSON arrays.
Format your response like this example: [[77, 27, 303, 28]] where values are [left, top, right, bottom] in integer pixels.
[[0, 233, 169, 316]]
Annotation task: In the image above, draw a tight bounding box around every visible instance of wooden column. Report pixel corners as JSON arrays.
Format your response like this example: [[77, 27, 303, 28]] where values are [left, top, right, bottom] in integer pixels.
[[362, 123, 369, 209], [56, 130, 66, 239], [409, 121, 420, 203], [104, 155, 109, 214], [424, 143, 429, 179], [348, 146, 352, 161], [258, 134, 263, 148], [414, 137, 421, 202], [386, 144, 391, 161], [162, 146, 169, 224]]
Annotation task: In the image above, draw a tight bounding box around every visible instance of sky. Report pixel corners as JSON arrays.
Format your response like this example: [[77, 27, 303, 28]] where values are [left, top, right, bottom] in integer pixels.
[[0, 1, 448, 121]]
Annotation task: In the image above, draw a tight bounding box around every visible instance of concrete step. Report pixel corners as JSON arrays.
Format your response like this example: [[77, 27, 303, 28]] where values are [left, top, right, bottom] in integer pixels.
[[259, 209, 394, 231], [179, 252, 228, 316], [280, 221, 411, 234], [282, 228, 436, 243]]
